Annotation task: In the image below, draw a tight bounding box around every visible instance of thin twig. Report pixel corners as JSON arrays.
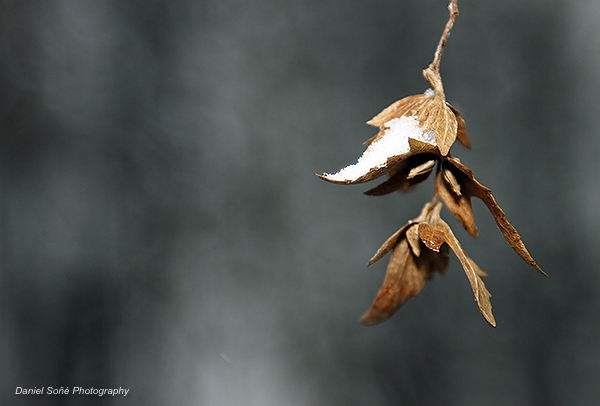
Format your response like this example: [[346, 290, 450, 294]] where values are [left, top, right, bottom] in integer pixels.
[[429, 0, 459, 73]]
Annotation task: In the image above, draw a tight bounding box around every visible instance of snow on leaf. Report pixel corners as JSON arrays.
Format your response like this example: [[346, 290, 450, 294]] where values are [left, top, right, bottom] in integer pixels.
[[319, 116, 434, 184]]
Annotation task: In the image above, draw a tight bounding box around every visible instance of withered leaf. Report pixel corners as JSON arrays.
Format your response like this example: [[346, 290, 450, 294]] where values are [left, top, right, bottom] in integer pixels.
[[408, 159, 436, 179], [445, 157, 546, 276], [406, 224, 422, 257], [428, 203, 496, 327], [422, 243, 450, 274], [442, 167, 461, 195], [363, 169, 423, 196], [362, 171, 412, 196], [360, 238, 421, 325], [367, 203, 433, 265], [318, 129, 439, 186], [364, 150, 437, 196], [315, 152, 407, 185], [417, 223, 446, 252], [360, 229, 447, 326], [447, 103, 471, 149], [365, 92, 458, 157], [435, 168, 478, 238], [425, 96, 457, 157], [366, 94, 432, 130], [362, 202, 449, 326], [367, 227, 406, 266]]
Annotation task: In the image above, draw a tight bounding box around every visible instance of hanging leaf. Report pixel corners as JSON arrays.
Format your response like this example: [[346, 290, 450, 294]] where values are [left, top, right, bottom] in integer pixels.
[[365, 85, 461, 157], [406, 225, 422, 257], [318, 121, 438, 185], [445, 157, 546, 276], [360, 238, 421, 325], [366, 94, 433, 130], [360, 228, 448, 326], [367, 203, 433, 265], [361, 202, 447, 325], [367, 227, 406, 266], [426, 203, 496, 327], [442, 166, 461, 195], [447, 103, 471, 149], [435, 166, 478, 238], [425, 96, 458, 156], [417, 223, 446, 252], [364, 152, 437, 196]]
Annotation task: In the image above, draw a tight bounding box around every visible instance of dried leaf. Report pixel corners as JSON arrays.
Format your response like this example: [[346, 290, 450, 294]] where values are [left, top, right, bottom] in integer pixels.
[[316, 152, 409, 185], [435, 169, 478, 238], [417, 223, 446, 252], [442, 167, 461, 195], [318, 121, 439, 185], [361, 236, 447, 326], [447, 103, 471, 149], [408, 159, 436, 179], [367, 203, 433, 265], [426, 97, 458, 156], [366, 95, 432, 129], [422, 243, 450, 274], [363, 171, 412, 196], [361, 235, 450, 325], [365, 92, 458, 157], [364, 151, 437, 196], [406, 225, 422, 257], [360, 239, 422, 325], [428, 203, 496, 327], [367, 227, 406, 266], [445, 157, 546, 276]]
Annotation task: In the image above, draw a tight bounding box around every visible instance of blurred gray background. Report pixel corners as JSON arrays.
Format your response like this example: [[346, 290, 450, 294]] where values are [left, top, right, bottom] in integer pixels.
[[1, 0, 599, 405]]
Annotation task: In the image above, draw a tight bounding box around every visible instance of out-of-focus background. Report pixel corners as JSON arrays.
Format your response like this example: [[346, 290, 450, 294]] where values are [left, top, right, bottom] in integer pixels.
[[1, 1, 599, 405]]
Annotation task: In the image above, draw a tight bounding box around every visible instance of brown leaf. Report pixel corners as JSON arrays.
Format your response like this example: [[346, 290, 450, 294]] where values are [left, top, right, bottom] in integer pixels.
[[442, 167, 461, 195], [367, 203, 433, 265], [447, 103, 471, 149], [406, 137, 441, 156], [362, 202, 451, 326], [360, 238, 423, 325], [318, 127, 439, 186], [408, 159, 436, 179], [367, 227, 406, 266], [360, 238, 446, 326], [364, 151, 437, 196], [446, 157, 546, 276], [435, 169, 478, 238], [428, 203, 496, 327], [362, 171, 412, 196], [366, 95, 432, 129], [315, 151, 410, 185], [422, 243, 450, 274], [425, 97, 458, 156], [417, 223, 446, 252], [406, 224, 422, 257], [365, 93, 458, 157]]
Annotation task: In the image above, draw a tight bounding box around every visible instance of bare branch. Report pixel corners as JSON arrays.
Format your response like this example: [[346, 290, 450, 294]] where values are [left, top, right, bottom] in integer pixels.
[[429, 0, 459, 73]]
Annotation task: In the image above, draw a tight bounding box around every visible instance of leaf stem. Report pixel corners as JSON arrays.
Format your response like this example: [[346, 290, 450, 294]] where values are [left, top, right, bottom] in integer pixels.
[[429, 0, 459, 73], [422, 1, 459, 98]]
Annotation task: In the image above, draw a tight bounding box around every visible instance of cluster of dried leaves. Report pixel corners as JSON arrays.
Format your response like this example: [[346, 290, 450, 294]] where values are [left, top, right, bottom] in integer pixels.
[[318, 2, 544, 327]]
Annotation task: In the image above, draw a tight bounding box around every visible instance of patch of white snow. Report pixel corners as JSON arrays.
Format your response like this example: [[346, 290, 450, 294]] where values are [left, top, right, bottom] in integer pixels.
[[323, 116, 430, 182]]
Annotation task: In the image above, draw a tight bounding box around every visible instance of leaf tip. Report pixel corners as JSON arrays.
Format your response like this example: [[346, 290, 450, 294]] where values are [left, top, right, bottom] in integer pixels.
[[359, 309, 389, 326]]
